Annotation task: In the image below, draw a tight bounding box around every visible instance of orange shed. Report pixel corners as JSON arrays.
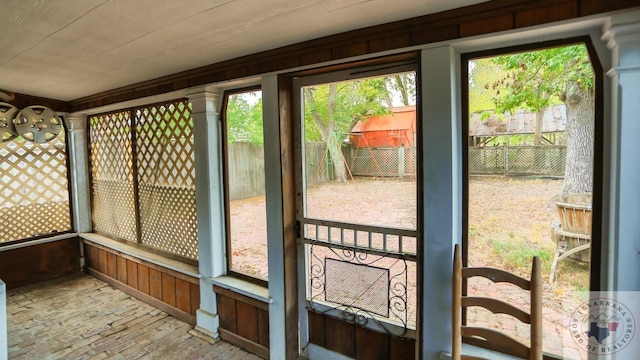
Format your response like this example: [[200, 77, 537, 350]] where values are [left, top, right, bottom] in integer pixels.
[[350, 106, 416, 148]]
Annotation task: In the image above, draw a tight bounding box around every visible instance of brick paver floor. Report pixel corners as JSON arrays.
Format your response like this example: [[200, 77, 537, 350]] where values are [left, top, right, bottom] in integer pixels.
[[7, 273, 260, 360]]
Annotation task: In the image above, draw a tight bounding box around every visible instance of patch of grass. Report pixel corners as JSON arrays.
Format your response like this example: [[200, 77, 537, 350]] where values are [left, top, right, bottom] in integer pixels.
[[490, 238, 554, 275], [556, 261, 590, 291], [469, 228, 482, 237]]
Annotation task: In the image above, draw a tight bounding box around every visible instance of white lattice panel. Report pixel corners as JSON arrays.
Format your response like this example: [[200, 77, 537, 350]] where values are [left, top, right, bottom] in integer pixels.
[[0, 133, 71, 244], [89, 111, 137, 242], [91, 180, 137, 242], [0, 202, 71, 243], [136, 100, 198, 259], [139, 185, 198, 259], [89, 101, 197, 260]]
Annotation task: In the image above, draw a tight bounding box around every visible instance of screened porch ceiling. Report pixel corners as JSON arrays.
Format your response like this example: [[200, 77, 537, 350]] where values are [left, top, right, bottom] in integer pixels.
[[0, 0, 487, 101]]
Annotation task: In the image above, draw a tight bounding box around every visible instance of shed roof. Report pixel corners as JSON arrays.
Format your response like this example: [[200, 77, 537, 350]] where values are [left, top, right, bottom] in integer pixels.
[[351, 106, 416, 133]]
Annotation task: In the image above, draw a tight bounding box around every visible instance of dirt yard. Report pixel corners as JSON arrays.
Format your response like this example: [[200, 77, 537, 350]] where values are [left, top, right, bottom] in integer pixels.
[[230, 176, 591, 358]]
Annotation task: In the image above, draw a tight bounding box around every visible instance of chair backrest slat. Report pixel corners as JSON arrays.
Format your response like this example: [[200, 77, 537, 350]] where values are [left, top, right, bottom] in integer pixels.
[[462, 267, 531, 290], [461, 326, 532, 359], [461, 297, 530, 323], [451, 244, 543, 360]]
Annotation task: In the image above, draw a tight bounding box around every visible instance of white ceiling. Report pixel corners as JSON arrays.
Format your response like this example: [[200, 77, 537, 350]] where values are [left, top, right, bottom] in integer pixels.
[[0, 0, 487, 101]]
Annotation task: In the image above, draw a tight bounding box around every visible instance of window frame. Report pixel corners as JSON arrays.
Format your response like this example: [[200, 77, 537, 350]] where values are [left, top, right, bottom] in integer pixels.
[[220, 85, 269, 286], [460, 36, 605, 358], [291, 58, 422, 338]]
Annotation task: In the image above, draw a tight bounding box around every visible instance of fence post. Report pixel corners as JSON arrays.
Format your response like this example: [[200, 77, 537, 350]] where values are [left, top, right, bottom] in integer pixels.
[[398, 146, 405, 177], [504, 146, 509, 175]]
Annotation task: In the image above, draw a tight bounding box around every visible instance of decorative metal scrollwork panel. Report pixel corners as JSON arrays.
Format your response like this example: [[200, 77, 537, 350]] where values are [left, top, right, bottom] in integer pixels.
[[324, 258, 390, 317], [308, 243, 414, 337]]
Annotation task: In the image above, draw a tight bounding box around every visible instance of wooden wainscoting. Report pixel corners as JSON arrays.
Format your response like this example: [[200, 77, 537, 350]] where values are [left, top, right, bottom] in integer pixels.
[[83, 240, 199, 325], [308, 310, 415, 360], [214, 285, 270, 359], [0, 237, 81, 290]]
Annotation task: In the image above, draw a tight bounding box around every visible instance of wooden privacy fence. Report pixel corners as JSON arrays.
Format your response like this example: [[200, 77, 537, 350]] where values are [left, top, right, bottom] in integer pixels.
[[469, 145, 566, 176], [228, 144, 564, 200], [228, 141, 328, 200]]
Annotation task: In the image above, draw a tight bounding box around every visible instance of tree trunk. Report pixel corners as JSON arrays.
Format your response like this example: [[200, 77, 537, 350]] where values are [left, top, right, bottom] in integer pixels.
[[325, 84, 348, 182], [534, 109, 544, 145], [560, 80, 594, 195], [394, 74, 410, 106], [304, 86, 347, 182], [326, 136, 348, 182], [532, 108, 545, 170]]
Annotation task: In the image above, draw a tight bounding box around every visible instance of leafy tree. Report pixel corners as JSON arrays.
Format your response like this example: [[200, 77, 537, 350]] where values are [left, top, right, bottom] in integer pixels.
[[468, 58, 507, 114], [226, 92, 263, 145], [304, 76, 395, 181], [486, 45, 594, 195], [385, 73, 416, 107], [223, 75, 417, 183], [489, 49, 567, 145]]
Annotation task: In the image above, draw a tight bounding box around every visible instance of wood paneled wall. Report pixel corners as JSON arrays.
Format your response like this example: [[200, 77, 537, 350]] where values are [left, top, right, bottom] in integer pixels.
[[214, 285, 270, 359], [83, 240, 199, 325], [7, 92, 71, 113], [68, 0, 638, 111], [0, 237, 80, 290], [308, 311, 415, 360]]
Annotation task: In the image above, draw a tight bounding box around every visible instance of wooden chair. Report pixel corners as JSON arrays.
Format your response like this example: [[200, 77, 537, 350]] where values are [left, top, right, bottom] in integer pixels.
[[452, 244, 542, 360]]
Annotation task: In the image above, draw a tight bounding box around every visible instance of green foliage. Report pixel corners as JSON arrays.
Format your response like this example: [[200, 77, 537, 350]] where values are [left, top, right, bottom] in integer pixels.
[[487, 44, 592, 114], [226, 91, 263, 145], [303, 77, 393, 142], [468, 58, 506, 113]]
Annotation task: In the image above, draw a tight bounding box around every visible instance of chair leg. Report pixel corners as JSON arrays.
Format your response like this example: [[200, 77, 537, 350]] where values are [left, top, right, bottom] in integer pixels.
[[549, 226, 561, 283], [549, 243, 590, 283], [549, 249, 560, 284]]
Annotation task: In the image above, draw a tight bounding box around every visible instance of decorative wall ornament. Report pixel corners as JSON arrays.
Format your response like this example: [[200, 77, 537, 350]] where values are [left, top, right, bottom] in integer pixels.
[[0, 103, 19, 142], [0, 103, 62, 144], [0, 89, 15, 102]]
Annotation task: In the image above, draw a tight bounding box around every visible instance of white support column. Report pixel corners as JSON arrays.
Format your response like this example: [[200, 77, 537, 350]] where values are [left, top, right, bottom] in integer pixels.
[[420, 46, 461, 359], [602, 10, 640, 291], [261, 74, 287, 360], [188, 89, 226, 337], [65, 113, 92, 233], [0, 279, 6, 360]]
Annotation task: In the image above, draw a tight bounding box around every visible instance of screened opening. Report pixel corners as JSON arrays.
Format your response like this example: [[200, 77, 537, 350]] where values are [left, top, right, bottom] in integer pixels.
[[0, 103, 72, 245], [89, 100, 198, 261], [295, 64, 419, 336], [464, 42, 598, 359], [222, 89, 268, 282]]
